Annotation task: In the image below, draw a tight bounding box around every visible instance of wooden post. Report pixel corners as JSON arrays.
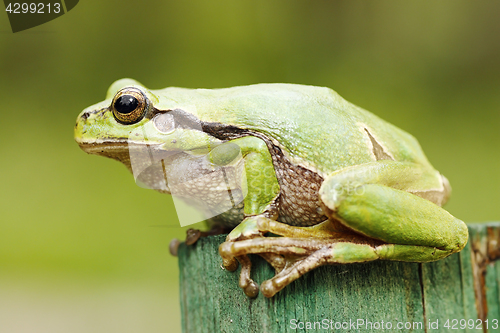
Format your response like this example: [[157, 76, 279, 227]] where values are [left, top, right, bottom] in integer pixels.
[[178, 223, 500, 333]]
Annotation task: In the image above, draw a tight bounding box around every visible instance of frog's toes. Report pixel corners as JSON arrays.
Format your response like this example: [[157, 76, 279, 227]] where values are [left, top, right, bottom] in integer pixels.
[[185, 225, 230, 246], [260, 261, 299, 298], [260, 279, 278, 298], [219, 242, 239, 271], [260, 255, 316, 298], [259, 253, 286, 272], [243, 280, 259, 298], [223, 256, 239, 272], [169, 238, 181, 256], [185, 228, 202, 245], [237, 255, 260, 298]]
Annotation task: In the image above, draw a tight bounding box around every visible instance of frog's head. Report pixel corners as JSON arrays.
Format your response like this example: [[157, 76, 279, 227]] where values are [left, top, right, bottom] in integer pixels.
[[74, 79, 222, 172]]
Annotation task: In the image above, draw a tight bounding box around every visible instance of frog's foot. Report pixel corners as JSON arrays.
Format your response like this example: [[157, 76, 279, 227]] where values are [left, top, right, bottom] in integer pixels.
[[221, 216, 271, 271], [259, 242, 379, 297], [220, 216, 364, 269], [169, 238, 181, 256]]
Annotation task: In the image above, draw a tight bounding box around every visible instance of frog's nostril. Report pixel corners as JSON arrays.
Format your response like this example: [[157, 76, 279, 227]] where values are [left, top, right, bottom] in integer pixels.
[[81, 111, 90, 121]]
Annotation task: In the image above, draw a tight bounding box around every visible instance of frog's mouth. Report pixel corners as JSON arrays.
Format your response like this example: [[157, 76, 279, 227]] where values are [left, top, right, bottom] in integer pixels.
[[78, 141, 128, 158], [77, 140, 166, 170], [76, 141, 131, 172]]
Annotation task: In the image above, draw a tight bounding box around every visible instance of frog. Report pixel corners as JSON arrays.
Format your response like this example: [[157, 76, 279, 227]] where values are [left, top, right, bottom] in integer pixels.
[[74, 78, 468, 298]]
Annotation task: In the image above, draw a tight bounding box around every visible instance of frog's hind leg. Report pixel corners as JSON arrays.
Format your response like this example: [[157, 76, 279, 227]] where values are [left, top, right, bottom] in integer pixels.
[[222, 236, 459, 297], [219, 216, 370, 266], [319, 164, 469, 263], [258, 241, 459, 297], [260, 242, 377, 297], [221, 161, 469, 297]]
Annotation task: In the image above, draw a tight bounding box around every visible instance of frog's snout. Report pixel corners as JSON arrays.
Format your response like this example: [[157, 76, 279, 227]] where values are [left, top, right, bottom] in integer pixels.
[[74, 106, 109, 143], [79, 109, 91, 122], [74, 109, 91, 142]]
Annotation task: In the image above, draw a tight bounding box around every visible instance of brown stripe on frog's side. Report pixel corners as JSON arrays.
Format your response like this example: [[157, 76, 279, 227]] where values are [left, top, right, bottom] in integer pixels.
[[150, 107, 250, 137], [148, 108, 204, 131]]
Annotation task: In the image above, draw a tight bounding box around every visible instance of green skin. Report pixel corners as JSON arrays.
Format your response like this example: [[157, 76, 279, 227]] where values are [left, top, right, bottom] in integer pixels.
[[75, 79, 468, 298]]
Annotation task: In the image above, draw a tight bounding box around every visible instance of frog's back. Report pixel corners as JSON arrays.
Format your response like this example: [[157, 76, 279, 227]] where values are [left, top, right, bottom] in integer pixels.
[[155, 83, 433, 175]]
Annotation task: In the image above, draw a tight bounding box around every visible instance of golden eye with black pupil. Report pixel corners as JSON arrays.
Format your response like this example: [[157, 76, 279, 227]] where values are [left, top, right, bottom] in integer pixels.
[[111, 87, 148, 124]]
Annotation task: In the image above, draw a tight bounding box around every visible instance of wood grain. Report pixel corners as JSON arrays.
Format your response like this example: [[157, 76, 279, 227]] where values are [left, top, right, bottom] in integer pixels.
[[178, 223, 500, 333]]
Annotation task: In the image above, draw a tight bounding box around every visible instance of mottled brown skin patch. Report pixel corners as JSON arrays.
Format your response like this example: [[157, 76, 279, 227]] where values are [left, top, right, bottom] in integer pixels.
[[267, 143, 326, 226], [206, 136, 328, 228]]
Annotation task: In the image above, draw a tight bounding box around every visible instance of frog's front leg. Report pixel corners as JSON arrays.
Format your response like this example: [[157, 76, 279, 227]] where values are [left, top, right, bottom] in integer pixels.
[[222, 215, 288, 297], [215, 136, 281, 296]]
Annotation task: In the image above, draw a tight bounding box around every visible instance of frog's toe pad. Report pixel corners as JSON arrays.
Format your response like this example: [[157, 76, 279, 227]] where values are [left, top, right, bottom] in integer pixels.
[[223, 257, 239, 272], [260, 279, 278, 298], [169, 238, 181, 256], [185, 228, 202, 245], [243, 281, 259, 298], [219, 242, 234, 259]]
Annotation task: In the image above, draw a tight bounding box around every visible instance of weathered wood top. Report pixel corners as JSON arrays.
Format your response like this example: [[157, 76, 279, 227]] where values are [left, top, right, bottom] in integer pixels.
[[178, 223, 500, 333]]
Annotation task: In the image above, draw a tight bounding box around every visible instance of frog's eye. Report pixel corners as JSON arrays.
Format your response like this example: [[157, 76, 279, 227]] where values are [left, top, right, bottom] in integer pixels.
[[111, 87, 148, 124]]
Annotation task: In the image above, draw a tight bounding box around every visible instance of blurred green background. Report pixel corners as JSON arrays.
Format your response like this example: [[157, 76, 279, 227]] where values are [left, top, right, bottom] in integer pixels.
[[1, 1, 499, 332]]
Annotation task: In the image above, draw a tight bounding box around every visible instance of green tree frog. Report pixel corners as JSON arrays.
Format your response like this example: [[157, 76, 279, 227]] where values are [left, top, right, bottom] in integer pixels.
[[75, 79, 468, 298]]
